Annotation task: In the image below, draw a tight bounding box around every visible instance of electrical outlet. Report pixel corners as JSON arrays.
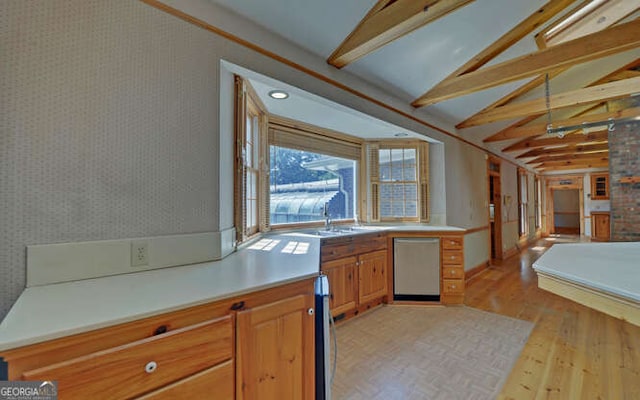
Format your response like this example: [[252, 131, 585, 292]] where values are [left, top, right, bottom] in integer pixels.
[[131, 241, 149, 267]]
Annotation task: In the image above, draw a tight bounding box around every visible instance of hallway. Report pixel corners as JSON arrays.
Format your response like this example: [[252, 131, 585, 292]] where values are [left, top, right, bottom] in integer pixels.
[[465, 236, 640, 399]]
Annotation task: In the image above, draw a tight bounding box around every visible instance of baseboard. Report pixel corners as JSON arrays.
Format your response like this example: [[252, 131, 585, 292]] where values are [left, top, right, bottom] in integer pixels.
[[465, 260, 490, 282]]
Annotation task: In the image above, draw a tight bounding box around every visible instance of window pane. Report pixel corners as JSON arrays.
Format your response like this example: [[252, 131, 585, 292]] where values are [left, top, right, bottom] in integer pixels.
[[392, 184, 404, 202], [270, 146, 357, 225], [380, 164, 391, 181], [245, 142, 253, 166], [404, 184, 417, 202], [405, 201, 418, 217], [377, 146, 419, 220]]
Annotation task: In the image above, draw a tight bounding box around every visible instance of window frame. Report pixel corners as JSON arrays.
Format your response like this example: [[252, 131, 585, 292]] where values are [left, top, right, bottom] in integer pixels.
[[517, 169, 529, 238], [234, 76, 269, 244], [369, 141, 429, 223], [534, 176, 542, 230]]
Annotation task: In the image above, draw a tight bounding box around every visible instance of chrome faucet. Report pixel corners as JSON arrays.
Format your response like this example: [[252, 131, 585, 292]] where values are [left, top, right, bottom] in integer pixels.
[[323, 202, 332, 231]]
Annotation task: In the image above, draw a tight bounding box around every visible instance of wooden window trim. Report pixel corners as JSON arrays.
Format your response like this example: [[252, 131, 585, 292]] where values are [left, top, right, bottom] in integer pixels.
[[370, 141, 429, 223], [517, 169, 529, 238], [234, 76, 268, 244]]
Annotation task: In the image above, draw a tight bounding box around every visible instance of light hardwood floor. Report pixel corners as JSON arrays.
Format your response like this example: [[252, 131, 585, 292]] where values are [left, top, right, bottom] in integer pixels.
[[466, 236, 640, 400]]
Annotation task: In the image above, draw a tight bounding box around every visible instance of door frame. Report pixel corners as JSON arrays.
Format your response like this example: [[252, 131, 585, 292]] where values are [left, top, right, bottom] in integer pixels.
[[487, 157, 502, 260], [545, 175, 584, 235]]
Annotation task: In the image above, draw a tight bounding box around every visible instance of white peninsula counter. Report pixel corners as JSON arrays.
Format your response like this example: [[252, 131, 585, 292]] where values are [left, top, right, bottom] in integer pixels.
[[533, 242, 640, 326]]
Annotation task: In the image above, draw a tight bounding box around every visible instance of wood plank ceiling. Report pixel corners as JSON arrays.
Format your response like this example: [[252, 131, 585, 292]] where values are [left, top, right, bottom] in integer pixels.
[[326, 0, 640, 173]]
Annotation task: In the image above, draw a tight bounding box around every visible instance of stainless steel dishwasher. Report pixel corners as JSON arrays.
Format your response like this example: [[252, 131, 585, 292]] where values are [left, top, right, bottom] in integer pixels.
[[393, 238, 440, 301]]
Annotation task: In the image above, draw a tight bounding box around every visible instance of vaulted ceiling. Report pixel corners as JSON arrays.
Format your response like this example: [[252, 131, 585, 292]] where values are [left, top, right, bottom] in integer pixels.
[[211, 0, 640, 173]]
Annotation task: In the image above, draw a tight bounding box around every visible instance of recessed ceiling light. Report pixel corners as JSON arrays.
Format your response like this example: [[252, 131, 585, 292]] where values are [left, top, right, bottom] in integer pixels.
[[394, 132, 409, 137], [268, 90, 289, 100]]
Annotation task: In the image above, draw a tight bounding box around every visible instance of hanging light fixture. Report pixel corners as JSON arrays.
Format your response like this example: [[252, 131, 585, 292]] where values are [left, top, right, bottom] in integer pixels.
[[544, 73, 640, 138]]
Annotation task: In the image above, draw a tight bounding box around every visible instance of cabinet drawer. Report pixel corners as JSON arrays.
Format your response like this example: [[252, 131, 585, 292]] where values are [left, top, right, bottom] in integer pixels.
[[22, 316, 233, 400], [442, 266, 464, 279], [321, 243, 356, 262], [353, 234, 387, 253], [137, 360, 233, 400], [442, 237, 463, 250], [442, 250, 463, 265], [442, 279, 464, 294]]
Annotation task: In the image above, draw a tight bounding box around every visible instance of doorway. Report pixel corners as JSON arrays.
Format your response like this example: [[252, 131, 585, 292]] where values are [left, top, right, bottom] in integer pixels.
[[487, 158, 502, 260], [552, 189, 580, 234]]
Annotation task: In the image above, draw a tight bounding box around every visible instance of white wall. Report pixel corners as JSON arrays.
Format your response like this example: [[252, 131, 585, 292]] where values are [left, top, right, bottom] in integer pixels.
[[1, 0, 224, 319]]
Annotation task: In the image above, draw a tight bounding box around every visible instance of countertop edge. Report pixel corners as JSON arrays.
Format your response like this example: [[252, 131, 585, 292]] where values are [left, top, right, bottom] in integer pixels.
[[0, 271, 317, 352]]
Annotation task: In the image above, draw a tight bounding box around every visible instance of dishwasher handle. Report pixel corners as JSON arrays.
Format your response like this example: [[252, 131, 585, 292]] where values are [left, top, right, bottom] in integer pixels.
[[394, 238, 440, 244]]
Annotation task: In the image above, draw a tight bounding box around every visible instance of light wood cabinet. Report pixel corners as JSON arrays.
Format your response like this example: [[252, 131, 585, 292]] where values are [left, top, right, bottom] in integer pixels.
[[320, 232, 388, 320], [236, 294, 315, 400], [1, 279, 315, 400], [137, 361, 234, 400], [591, 212, 611, 241], [591, 173, 610, 200], [322, 256, 358, 317], [358, 250, 387, 304], [22, 317, 232, 399], [440, 236, 465, 305]]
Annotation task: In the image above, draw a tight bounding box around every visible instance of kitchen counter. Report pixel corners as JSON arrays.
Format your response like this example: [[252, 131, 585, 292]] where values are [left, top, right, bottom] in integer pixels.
[[533, 242, 640, 326], [0, 232, 321, 351], [0, 224, 466, 351], [301, 224, 465, 239]]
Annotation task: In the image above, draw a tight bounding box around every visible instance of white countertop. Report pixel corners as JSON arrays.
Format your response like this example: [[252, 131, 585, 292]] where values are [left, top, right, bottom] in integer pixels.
[[0, 224, 465, 351], [0, 233, 321, 351], [383, 225, 465, 232], [533, 242, 640, 303]]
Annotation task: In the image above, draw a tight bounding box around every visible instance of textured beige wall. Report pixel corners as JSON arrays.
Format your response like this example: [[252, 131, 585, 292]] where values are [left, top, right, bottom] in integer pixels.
[[1, 0, 221, 319]]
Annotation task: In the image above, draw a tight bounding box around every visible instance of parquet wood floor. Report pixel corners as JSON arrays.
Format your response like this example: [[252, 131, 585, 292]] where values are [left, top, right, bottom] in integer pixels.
[[466, 236, 640, 400]]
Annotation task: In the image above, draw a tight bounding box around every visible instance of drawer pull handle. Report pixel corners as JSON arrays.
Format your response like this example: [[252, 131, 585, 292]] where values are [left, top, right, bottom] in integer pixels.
[[450, 271, 455, 275], [451, 256, 455, 259], [153, 325, 168, 336], [145, 361, 158, 374], [451, 285, 456, 289], [230, 301, 245, 311]]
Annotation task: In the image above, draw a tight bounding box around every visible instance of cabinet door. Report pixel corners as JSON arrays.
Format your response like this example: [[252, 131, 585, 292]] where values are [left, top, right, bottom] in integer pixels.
[[358, 250, 388, 304], [322, 257, 358, 317], [593, 213, 611, 240], [236, 294, 315, 400]]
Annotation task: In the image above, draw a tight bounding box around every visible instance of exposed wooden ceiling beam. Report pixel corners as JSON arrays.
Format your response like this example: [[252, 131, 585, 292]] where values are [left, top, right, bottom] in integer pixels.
[[516, 142, 609, 159], [460, 76, 640, 127], [534, 157, 609, 167], [538, 161, 609, 171], [503, 130, 608, 152], [327, 0, 474, 68], [472, 58, 640, 144], [457, 69, 567, 129], [528, 152, 609, 164], [483, 107, 640, 142], [441, 0, 575, 80], [411, 18, 640, 107]]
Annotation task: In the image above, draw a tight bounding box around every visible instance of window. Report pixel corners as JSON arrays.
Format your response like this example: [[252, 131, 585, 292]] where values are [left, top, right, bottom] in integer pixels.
[[369, 142, 429, 222], [269, 146, 357, 224], [268, 117, 361, 227], [518, 170, 528, 237], [534, 177, 542, 229], [234, 76, 268, 243]]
